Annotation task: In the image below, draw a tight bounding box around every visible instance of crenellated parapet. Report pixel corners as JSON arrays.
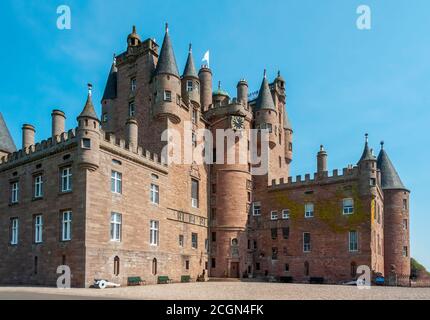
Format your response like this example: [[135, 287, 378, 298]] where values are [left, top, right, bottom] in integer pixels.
[[268, 166, 359, 190], [0, 129, 77, 171]]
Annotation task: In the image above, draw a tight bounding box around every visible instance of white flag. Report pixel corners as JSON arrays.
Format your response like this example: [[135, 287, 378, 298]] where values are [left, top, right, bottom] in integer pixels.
[[202, 50, 210, 67]]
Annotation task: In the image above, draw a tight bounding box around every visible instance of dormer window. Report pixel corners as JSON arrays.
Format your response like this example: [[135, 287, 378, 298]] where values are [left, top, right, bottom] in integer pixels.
[[164, 90, 172, 102]]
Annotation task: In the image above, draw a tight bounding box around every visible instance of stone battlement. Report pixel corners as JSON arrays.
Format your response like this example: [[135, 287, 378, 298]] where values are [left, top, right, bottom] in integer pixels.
[[269, 166, 359, 190], [0, 129, 77, 170]]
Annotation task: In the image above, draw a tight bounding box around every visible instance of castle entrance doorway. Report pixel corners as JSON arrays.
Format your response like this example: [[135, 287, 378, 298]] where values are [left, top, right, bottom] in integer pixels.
[[230, 262, 239, 278]]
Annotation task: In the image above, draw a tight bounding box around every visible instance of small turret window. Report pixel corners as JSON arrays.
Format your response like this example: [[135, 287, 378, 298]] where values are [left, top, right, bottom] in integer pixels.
[[128, 102, 135, 117], [164, 90, 172, 102], [402, 199, 408, 210], [82, 138, 91, 149], [130, 78, 136, 92], [186, 80, 193, 92]]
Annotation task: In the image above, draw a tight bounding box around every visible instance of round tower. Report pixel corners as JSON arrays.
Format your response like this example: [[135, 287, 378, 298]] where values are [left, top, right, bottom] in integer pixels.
[[181, 44, 200, 107], [126, 118, 138, 152], [317, 145, 328, 174], [237, 79, 248, 108], [357, 134, 378, 196], [198, 65, 212, 111], [76, 84, 100, 171], [377, 142, 410, 282], [152, 24, 182, 124]]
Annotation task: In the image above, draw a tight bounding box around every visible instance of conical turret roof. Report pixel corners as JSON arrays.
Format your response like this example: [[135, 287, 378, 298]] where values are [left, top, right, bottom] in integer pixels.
[[0, 112, 16, 154], [182, 44, 198, 78], [377, 143, 407, 190], [154, 24, 179, 77], [102, 56, 118, 100], [78, 84, 99, 120], [283, 108, 292, 130], [357, 134, 376, 164], [255, 71, 276, 111]]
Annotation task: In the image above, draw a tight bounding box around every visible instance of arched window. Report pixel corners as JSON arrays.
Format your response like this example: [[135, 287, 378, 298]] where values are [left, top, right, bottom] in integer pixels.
[[304, 261, 309, 276], [351, 262, 357, 277], [114, 256, 120, 276], [231, 238, 238, 246], [152, 258, 157, 275]]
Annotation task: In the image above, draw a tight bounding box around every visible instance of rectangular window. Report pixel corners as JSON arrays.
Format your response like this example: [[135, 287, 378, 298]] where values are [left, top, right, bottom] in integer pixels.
[[282, 209, 290, 219], [61, 167, 72, 192], [191, 232, 198, 249], [349, 231, 358, 252], [131, 78, 136, 92], [303, 232, 311, 252], [403, 219, 408, 230], [179, 234, 184, 247], [282, 227, 290, 240], [34, 175, 43, 198], [211, 258, 216, 269], [61, 211, 72, 241], [186, 80, 193, 92], [82, 138, 91, 149], [256, 262, 260, 271], [403, 199, 408, 210], [402, 246, 408, 257], [128, 101, 135, 117], [285, 264, 290, 272], [191, 179, 199, 208], [212, 232, 216, 242], [271, 228, 277, 240], [111, 171, 122, 194], [185, 260, 190, 270], [164, 90, 172, 102], [271, 211, 278, 220], [34, 215, 43, 244], [110, 213, 122, 242], [192, 132, 197, 148], [343, 198, 354, 215], [150, 183, 159, 204], [11, 182, 19, 203], [150, 220, 159, 246], [205, 239, 209, 252], [252, 202, 261, 216], [192, 109, 198, 124], [305, 203, 314, 218], [370, 178, 376, 186], [10, 218, 19, 245], [272, 247, 278, 260]]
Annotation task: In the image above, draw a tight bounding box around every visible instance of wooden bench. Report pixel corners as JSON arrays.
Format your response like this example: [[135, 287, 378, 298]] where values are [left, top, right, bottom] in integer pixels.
[[127, 276, 145, 286], [157, 276, 172, 284], [181, 275, 192, 283]]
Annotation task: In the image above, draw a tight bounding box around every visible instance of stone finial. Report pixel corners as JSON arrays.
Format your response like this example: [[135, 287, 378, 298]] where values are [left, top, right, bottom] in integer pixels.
[[165, 22, 169, 33], [380, 140, 384, 149]]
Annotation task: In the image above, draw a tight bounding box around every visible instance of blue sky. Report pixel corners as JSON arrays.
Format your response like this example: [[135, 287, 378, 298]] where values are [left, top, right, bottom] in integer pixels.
[[0, 0, 429, 269]]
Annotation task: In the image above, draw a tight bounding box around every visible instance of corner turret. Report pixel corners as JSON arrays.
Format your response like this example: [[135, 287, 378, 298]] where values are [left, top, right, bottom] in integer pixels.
[[0, 112, 17, 158]]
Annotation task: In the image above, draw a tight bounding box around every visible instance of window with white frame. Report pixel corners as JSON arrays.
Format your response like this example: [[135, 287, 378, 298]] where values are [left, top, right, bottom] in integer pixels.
[[11, 182, 19, 203], [179, 234, 184, 247], [343, 198, 354, 215], [62, 211, 72, 241], [303, 232, 311, 252], [186, 80, 193, 92], [110, 212, 122, 241], [10, 218, 19, 245], [164, 90, 172, 101], [34, 175, 43, 198], [191, 232, 198, 249], [305, 203, 314, 218], [131, 78, 137, 92], [252, 202, 261, 216], [282, 209, 290, 219], [61, 167, 72, 192], [150, 183, 159, 204], [349, 230, 358, 252], [271, 211, 278, 220], [191, 179, 199, 208], [128, 101, 135, 117], [150, 220, 159, 246], [111, 171, 122, 194], [34, 215, 43, 244]]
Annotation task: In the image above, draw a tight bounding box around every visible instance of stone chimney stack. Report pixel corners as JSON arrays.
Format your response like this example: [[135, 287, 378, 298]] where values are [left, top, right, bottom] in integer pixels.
[[317, 145, 328, 173], [51, 109, 66, 139], [126, 118, 138, 152], [22, 124, 35, 149], [237, 79, 248, 107], [198, 65, 212, 111]]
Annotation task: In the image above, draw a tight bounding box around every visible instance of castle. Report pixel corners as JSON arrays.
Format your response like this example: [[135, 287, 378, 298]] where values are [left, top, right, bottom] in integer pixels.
[[0, 25, 410, 287]]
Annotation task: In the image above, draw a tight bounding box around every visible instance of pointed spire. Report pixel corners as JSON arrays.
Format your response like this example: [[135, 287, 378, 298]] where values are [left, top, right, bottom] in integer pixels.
[[377, 143, 407, 190], [154, 23, 179, 77], [78, 84, 99, 120], [102, 54, 118, 100], [255, 69, 276, 111], [357, 133, 376, 164], [182, 43, 198, 78], [0, 112, 16, 154], [283, 107, 292, 130]]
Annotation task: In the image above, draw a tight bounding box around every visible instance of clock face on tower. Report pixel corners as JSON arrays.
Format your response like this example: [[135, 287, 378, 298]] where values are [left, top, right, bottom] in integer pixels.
[[231, 116, 245, 131]]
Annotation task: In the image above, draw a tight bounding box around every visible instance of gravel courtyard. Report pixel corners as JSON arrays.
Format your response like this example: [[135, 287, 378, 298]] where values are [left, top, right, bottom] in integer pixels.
[[1, 282, 429, 300]]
